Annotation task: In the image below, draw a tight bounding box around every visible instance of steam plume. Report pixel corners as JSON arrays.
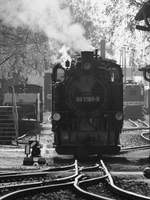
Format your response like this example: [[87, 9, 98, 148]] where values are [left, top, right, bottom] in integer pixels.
[[0, 0, 92, 51]]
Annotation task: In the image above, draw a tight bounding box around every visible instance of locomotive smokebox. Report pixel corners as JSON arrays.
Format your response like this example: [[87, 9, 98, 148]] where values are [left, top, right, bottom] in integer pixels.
[[81, 51, 93, 63]]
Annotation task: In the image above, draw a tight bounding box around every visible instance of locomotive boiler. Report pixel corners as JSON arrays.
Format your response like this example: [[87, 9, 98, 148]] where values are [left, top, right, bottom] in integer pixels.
[[52, 50, 123, 156]]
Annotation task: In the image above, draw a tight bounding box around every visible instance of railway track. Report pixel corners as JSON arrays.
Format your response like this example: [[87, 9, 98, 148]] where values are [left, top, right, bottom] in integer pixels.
[[0, 161, 76, 183], [0, 162, 77, 199], [137, 119, 149, 128], [121, 144, 150, 153], [123, 119, 150, 132], [138, 120, 150, 142], [0, 160, 78, 200], [121, 118, 150, 152], [0, 160, 149, 200], [75, 160, 150, 200], [141, 132, 150, 141]]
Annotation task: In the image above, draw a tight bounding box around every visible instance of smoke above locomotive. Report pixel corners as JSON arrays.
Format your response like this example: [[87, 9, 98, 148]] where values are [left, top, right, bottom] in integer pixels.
[[0, 0, 92, 52]]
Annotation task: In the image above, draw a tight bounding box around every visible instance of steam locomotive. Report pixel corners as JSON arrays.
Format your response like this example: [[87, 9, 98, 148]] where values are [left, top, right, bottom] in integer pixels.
[[124, 80, 144, 120], [52, 51, 123, 156]]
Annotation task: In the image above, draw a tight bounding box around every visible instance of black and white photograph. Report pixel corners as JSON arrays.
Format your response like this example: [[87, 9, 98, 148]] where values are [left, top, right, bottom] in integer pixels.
[[0, 0, 150, 199]]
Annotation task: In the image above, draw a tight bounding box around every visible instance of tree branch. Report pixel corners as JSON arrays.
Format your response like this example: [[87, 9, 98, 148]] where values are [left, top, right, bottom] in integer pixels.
[[0, 52, 15, 66]]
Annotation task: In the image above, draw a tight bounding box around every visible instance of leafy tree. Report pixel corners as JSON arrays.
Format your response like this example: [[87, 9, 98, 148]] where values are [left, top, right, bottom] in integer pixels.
[[0, 24, 54, 83], [67, 0, 149, 68]]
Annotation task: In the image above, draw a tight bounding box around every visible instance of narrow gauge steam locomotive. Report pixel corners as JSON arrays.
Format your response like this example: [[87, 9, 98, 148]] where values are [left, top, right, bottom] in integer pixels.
[[124, 80, 144, 120], [52, 51, 123, 156]]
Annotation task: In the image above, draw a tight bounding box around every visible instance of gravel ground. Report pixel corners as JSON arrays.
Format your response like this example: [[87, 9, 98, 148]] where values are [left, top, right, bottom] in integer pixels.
[[113, 175, 150, 197], [120, 131, 150, 148], [19, 189, 85, 200], [14, 178, 150, 200], [120, 118, 150, 147]]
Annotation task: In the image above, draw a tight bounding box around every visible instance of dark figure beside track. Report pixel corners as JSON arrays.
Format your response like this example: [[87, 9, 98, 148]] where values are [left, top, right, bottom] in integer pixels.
[[31, 141, 41, 157]]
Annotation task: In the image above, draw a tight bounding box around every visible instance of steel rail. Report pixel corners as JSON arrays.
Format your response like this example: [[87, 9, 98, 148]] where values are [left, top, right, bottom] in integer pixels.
[[137, 119, 149, 128], [0, 160, 79, 200], [0, 162, 75, 176], [128, 119, 139, 128], [74, 174, 112, 200], [79, 164, 99, 172], [141, 131, 150, 141], [1, 159, 149, 200], [74, 161, 116, 200], [0, 162, 76, 182], [101, 160, 150, 200], [120, 144, 150, 152], [0, 168, 77, 191], [123, 119, 150, 131], [123, 127, 150, 131], [0, 181, 73, 200]]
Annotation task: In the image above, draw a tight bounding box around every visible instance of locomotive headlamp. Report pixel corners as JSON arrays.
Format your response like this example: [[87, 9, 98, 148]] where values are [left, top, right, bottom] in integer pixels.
[[53, 113, 61, 121], [83, 62, 91, 70], [115, 112, 123, 121]]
